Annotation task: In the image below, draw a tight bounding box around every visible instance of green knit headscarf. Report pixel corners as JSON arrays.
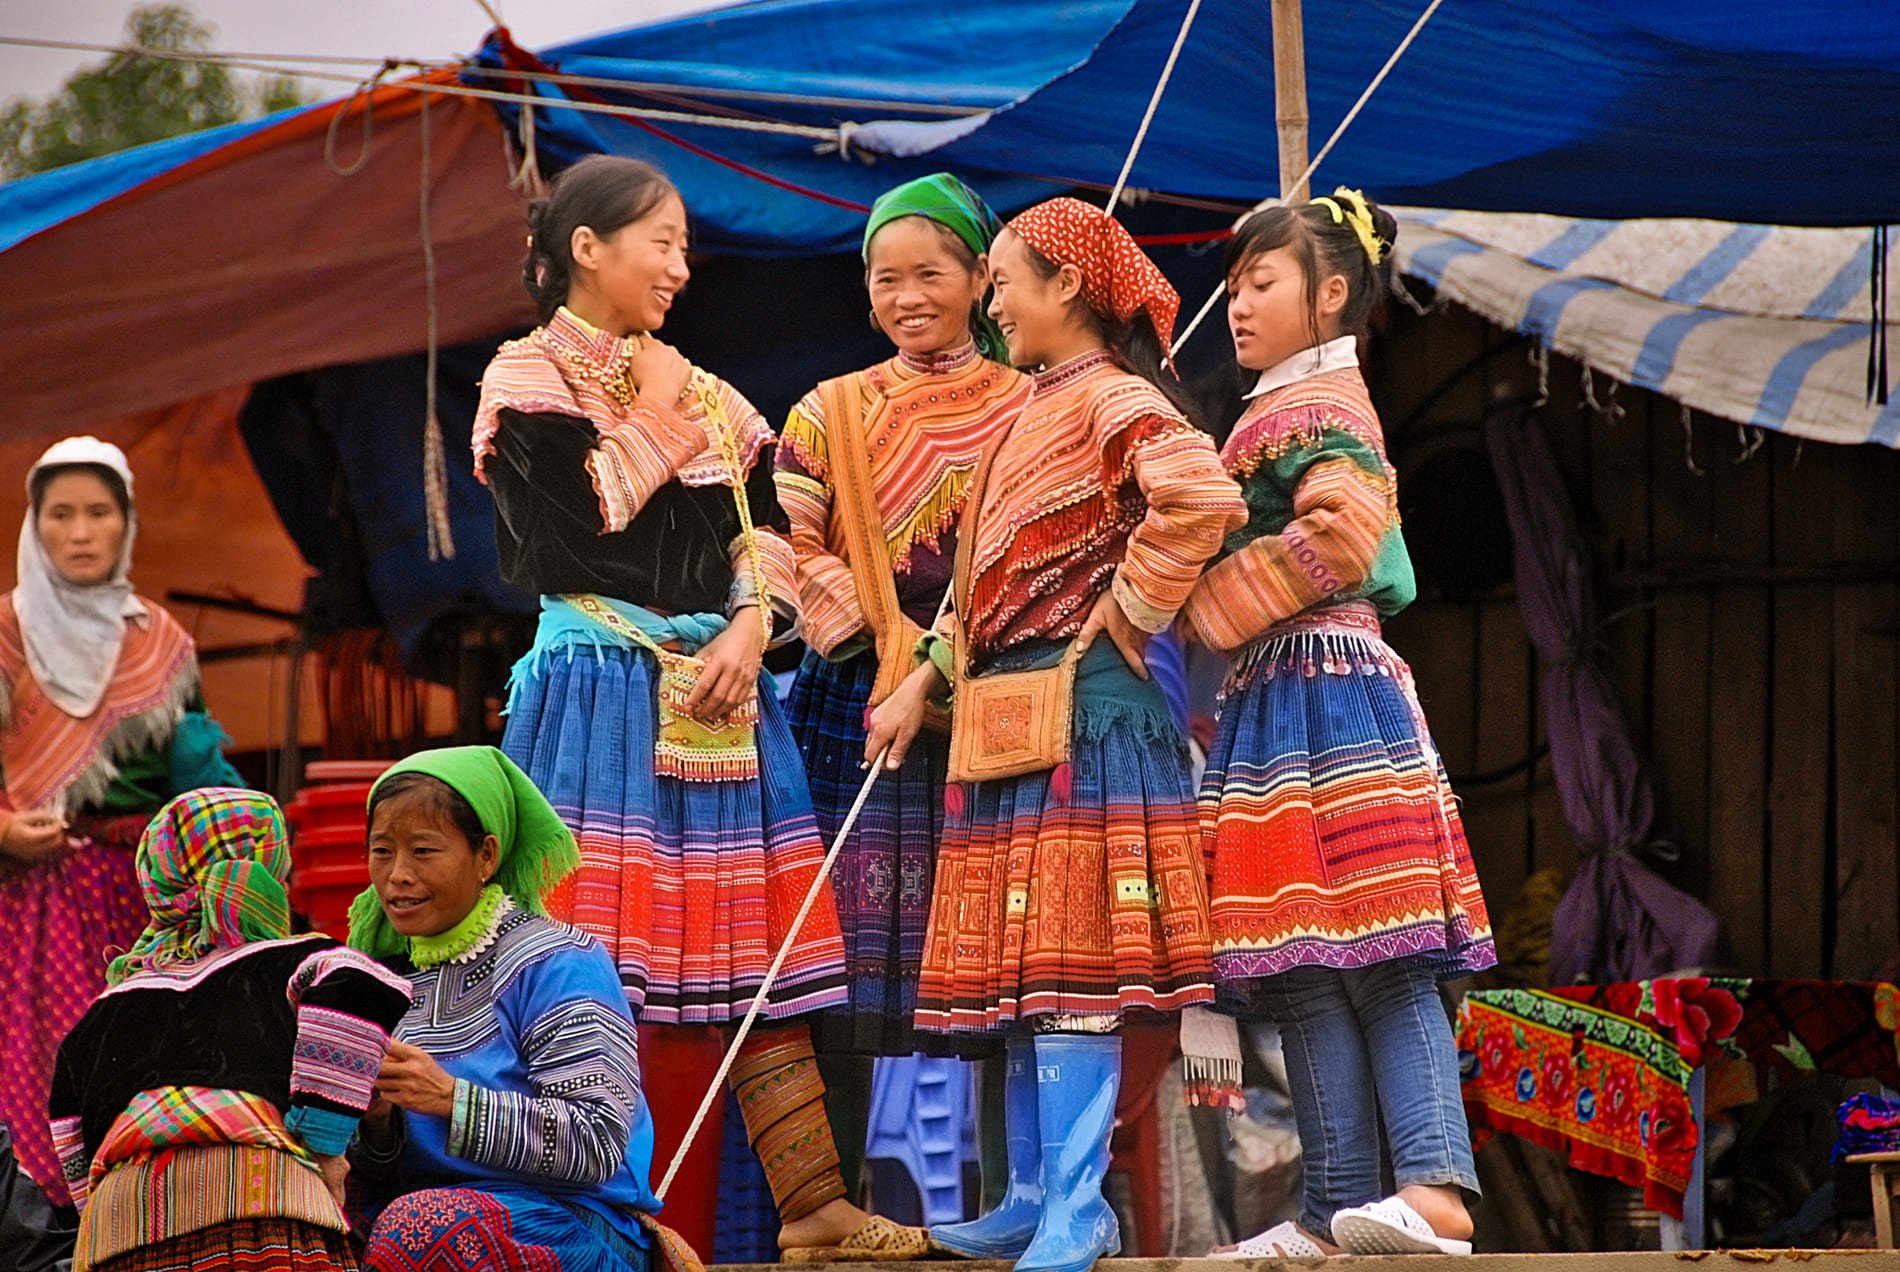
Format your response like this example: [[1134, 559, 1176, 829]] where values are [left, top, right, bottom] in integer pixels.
[[347, 746, 579, 960], [862, 172, 1010, 362]]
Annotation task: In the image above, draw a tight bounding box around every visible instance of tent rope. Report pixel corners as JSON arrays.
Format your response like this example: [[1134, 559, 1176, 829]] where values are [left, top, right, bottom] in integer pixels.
[[324, 60, 395, 177], [419, 87, 455, 562], [1170, 0, 1447, 356], [1104, 0, 1202, 213]]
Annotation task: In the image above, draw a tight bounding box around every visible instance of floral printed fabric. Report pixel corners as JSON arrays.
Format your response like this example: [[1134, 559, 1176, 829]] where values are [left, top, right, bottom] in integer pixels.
[[1457, 978, 1900, 1219]]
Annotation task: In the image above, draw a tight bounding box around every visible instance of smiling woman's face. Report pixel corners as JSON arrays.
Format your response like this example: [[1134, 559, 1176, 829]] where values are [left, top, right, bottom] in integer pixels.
[[35, 469, 126, 586], [368, 784, 498, 939]]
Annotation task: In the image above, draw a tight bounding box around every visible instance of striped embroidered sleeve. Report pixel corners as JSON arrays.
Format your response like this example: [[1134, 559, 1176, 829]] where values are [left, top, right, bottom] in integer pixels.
[[589, 399, 710, 534], [285, 945, 414, 1157], [1183, 440, 1394, 654], [775, 397, 867, 657], [1113, 417, 1248, 633], [47, 1049, 89, 1213], [731, 425, 803, 648], [448, 997, 642, 1185]]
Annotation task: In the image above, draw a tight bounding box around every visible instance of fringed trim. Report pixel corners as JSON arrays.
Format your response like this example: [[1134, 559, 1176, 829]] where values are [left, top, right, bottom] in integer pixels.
[[56, 663, 198, 814], [1225, 400, 1389, 480], [885, 473, 969, 574], [778, 406, 830, 483], [1074, 696, 1180, 746]]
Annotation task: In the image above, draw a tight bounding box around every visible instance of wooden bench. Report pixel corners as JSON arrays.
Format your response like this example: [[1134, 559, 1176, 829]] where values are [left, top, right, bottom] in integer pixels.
[[1846, 1150, 1900, 1249]]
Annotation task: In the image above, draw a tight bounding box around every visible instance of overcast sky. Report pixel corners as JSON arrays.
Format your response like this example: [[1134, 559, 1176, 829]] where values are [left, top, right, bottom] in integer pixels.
[[0, 0, 716, 102]]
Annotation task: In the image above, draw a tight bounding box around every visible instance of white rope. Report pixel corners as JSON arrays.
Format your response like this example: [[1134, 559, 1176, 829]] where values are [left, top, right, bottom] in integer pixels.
[[1104, 0, 1202, 213], [1169, 0, 1448, 355], [654, 743, 891, 1200], [0, 36, 854, 142], [0, 33, 983, 120]]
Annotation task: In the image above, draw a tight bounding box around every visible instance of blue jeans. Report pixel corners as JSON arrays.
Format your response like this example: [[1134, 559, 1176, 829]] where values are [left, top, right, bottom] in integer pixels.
[[1251, 958, 1479, 1241]]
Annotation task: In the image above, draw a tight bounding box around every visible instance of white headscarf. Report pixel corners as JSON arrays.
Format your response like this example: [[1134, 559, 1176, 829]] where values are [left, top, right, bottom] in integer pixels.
[[15, 437, 146, 718]]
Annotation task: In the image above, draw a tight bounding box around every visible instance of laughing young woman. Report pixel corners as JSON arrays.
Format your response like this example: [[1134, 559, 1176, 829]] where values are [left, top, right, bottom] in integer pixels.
[[470, 156, 924, 1262]]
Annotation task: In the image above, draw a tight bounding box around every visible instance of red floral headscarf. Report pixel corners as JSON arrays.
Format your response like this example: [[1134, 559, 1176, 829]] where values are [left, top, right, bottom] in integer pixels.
[[1007, 197, 1180, 362]]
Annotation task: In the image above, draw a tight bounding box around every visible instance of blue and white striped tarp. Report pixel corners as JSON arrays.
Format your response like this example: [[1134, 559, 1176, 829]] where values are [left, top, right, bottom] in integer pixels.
[[1393, 210, 1900, 448]]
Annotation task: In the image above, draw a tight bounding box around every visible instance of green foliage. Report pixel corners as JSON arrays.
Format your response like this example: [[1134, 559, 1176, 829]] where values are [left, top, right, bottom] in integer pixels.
[[1, 4, 311, 179]]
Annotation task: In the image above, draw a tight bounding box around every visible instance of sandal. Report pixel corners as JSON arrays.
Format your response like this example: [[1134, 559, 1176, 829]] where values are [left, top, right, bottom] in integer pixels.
[[1331, 1197, 1473, 1256], [782, 1214, 932, 1263], [1209, 1220, 1330, 1259]]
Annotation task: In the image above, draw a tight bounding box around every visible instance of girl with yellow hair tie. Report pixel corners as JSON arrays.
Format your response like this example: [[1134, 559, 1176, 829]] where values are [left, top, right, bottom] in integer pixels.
[[1184, 189, 1494, 1259]]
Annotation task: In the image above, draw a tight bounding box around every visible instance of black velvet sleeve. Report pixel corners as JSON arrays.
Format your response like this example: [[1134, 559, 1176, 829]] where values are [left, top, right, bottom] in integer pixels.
[[486, 406, 763, 615]]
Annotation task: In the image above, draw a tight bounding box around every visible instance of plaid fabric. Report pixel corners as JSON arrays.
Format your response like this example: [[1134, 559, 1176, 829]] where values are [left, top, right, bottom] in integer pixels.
[[92, 1086, 306, 1173], [786, 648, 952, 1055], [108, 789, 292, 985]]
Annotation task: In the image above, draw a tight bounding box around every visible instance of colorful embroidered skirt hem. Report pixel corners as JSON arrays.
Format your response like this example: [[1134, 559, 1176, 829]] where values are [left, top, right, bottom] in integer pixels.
[[92, 1218, 356, 1272], [1201, 605, 1494, 994], [504, 640, 848, 1024], [915, 643, 1216, 1034]]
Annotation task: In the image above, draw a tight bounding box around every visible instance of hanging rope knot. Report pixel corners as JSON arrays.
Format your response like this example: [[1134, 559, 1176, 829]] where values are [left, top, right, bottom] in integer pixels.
[[324, 58, 399, 178]]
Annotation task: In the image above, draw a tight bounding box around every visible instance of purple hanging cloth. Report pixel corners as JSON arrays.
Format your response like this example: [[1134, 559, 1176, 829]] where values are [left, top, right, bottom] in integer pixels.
[[1485, 407, 1719, 984]]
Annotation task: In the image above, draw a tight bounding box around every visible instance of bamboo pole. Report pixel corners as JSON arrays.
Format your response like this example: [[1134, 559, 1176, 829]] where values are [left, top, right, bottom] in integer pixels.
[[1271, 0, 1310, 202]]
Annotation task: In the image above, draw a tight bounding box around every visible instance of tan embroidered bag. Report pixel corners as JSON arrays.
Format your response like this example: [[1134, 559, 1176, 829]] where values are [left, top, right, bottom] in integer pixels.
[[944, 417, 1082, 785]]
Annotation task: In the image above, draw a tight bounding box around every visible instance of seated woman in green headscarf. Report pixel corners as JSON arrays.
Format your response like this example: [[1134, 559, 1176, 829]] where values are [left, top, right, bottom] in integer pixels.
[[49, 788, 413, 1272], [347, 746, 687, 1272]]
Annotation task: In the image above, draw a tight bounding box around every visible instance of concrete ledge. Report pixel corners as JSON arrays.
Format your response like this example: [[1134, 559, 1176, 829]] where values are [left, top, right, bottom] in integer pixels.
[[723, 1253, 1890, 1271]]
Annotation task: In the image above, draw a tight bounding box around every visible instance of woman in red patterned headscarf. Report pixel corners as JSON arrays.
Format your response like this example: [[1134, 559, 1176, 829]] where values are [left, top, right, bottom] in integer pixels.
[[868, 197, 1245, 1272]]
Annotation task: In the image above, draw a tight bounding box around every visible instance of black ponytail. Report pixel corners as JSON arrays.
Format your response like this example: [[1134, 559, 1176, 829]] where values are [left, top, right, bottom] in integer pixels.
[[522, 156, 680, 324]]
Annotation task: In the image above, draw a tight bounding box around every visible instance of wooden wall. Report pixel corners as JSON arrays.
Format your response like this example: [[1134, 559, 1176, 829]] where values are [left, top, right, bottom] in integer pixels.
[[1365, 300, 1900, 981]]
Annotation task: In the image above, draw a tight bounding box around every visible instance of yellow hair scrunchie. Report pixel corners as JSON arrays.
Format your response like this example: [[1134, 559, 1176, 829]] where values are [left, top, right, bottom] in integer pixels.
[[1311, 186, 1385, 266]]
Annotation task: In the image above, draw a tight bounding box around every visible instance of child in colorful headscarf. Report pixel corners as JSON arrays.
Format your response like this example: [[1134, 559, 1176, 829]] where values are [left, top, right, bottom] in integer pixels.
[[49, 788, 412, 1271], [1184, 190, 1493, 1258], [867, 196, 1246, 1272], [775, 172, 1030, 1199]]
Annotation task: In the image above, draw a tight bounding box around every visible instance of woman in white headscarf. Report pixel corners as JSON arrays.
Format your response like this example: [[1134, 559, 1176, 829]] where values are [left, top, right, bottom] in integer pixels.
[[0, 436, 242, 1208]]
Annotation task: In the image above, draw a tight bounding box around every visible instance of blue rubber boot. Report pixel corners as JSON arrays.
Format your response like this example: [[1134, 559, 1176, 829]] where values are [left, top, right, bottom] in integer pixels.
[[1014, 1033, 1122, 1272], [930, 1035, 1042, 1257]]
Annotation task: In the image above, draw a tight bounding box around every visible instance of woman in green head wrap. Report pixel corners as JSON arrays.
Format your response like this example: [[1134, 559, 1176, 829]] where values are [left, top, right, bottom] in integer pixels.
[[771, 171, 1030, 1215], [346, 746, 686, 1271], [50, 787, 412, 1271]]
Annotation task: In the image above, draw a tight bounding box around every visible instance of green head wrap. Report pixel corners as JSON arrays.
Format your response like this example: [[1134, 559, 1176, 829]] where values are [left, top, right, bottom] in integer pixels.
[[107, 787, 293, 985], [346, 746, 579, 960], [862, 172, 1010, 362]]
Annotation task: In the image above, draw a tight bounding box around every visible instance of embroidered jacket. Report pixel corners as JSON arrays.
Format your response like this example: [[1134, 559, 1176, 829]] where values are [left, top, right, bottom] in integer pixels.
[[960, 350, 1244, 665], [366, 909, 659, 1240], [473, 307, 797, 621], [49, 935, 412, 1222], [1181, 365, 1417, 654], [775, 343, 1030, 657]]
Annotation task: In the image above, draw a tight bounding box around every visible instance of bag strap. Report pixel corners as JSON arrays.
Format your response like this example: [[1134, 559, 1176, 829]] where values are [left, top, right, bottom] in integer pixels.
[[818, 375, 920, 703], [689, 370, 772, 655]]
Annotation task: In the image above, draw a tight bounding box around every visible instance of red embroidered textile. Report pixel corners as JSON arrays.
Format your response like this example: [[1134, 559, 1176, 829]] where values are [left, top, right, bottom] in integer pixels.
[[1457, 978, 1900, 1219]]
